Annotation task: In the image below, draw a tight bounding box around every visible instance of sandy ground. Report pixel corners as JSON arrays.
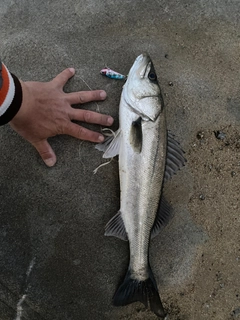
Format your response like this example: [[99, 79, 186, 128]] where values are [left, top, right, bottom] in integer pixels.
[[0, 0, 240, 319]]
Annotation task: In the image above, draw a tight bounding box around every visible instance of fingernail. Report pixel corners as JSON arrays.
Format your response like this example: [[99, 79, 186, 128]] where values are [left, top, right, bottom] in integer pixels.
[[100, 91, 107, 99], [98, 135, 105, 142], [107, 117, 114, 125], [69, 68, 75, 74], [45, 158, 55, 167]]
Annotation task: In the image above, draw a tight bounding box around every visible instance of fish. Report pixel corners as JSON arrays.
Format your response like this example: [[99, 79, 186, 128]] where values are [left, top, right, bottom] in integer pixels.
[[96, 53, 186, 318], [100, 67, 126, 80]]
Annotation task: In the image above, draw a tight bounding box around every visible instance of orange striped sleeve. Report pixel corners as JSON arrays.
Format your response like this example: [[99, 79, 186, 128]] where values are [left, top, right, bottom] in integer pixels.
[[0, 63, 11, 106], [0, 60, 23, 125]]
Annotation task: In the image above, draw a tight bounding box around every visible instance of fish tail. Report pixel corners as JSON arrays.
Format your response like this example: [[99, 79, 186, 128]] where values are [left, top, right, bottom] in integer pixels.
[[113, 265, 166, 318]]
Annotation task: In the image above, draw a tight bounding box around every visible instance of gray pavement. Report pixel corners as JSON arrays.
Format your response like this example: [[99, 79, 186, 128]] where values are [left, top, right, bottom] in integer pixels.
[[0, 1, 240, 319]]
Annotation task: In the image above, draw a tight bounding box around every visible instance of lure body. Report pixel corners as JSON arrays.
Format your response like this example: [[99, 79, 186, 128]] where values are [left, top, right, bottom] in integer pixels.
[[100, 67, 126, 80]]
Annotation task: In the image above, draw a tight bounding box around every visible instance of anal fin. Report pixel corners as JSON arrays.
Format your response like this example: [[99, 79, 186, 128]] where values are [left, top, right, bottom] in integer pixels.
[[105, 211, 128, 241]]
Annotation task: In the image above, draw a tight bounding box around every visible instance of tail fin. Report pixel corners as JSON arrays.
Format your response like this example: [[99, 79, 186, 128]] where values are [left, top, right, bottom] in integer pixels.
[[113, 266, 166, 318]]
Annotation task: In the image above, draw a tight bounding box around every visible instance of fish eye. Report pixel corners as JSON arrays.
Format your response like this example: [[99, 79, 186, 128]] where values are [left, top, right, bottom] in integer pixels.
[[148, 72, 157, 81]]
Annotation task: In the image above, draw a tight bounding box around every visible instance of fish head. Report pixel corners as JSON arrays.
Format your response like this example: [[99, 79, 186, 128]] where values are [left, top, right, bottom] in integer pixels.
[[123, 53, 163, 121]]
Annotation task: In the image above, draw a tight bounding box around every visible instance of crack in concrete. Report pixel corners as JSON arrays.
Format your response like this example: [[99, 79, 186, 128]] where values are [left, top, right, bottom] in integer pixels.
[[15, 294, 27, 320], [15, 257, 36, 320]]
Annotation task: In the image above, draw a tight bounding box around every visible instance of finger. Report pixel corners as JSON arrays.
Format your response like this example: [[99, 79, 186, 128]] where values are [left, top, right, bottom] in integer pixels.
[[67, 90, 107, 105], [64, 123, 105, 143], [52, 68, 75, 88], [32, 140, 57, 167], [70, 109, 114, 126]]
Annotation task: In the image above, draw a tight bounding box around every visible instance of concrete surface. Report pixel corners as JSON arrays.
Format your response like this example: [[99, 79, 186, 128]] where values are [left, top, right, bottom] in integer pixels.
[[0, 0, 240, 319]]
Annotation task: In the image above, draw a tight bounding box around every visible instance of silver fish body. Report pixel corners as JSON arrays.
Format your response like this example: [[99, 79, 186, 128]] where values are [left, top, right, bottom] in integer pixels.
[[96, 53, 186, 318], [119, 85, 166, 282]]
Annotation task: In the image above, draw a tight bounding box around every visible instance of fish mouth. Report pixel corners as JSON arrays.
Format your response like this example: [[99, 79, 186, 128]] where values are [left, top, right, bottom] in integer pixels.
[[136, 52, 151, 63], [137, 53, 152, 70], [131, 53, 155, 80]]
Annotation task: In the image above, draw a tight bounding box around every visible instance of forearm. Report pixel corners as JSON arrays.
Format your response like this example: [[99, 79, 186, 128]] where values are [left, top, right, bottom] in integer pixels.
[[0, 60, 23, 125]]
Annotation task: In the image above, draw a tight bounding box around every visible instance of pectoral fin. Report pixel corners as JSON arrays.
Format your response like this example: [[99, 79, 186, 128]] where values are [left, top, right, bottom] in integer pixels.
[[130, 117, 142, 153]]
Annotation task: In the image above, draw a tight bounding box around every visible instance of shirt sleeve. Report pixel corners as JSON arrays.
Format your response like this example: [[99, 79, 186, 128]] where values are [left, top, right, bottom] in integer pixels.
[[0, 59, 23, 125]]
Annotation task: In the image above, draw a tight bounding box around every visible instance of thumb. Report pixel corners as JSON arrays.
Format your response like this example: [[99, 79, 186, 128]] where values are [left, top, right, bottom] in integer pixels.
[[32, 140, 57, 167]]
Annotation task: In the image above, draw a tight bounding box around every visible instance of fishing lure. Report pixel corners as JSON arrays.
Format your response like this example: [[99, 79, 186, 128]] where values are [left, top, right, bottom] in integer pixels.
[[100, 67, 126, 80]]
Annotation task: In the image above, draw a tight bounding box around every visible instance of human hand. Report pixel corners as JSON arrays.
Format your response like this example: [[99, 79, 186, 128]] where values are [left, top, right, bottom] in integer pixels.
[[9, 68, 113, 167]]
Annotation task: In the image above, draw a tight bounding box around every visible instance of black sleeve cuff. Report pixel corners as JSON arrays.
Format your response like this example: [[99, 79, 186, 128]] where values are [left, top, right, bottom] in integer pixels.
[[0, 73, 23, 126]]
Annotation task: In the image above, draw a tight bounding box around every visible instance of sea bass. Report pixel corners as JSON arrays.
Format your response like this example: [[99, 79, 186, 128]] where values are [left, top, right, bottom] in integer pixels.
[[96, 53, 186, 318]]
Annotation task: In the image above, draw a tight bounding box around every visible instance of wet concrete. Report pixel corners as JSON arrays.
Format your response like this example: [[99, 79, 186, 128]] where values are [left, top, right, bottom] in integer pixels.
[[0, 0, 240, 319]]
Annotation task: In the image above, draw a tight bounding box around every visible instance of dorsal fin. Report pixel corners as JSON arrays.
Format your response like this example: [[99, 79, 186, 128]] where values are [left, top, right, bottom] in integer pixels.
[[151, 195, 173, 238], [164, 132, 186, 182], [152, 132, 186, 238]]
